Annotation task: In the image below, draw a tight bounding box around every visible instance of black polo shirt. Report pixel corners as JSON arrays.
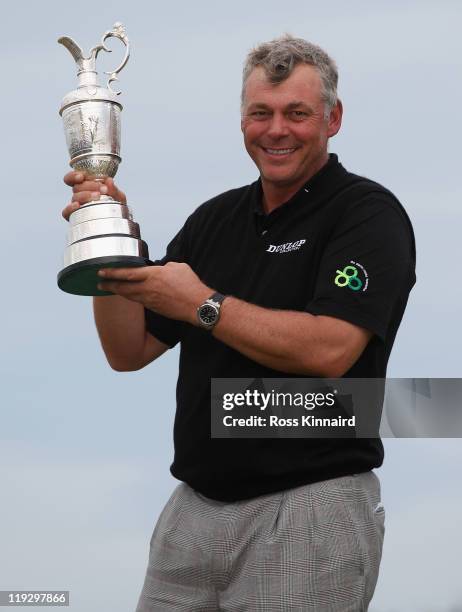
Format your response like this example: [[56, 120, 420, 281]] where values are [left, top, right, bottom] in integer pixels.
[[145, 153, 416, 501]]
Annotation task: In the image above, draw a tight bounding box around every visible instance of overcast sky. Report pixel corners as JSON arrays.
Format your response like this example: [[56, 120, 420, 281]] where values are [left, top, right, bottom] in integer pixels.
[[1, 1, 462, 610]]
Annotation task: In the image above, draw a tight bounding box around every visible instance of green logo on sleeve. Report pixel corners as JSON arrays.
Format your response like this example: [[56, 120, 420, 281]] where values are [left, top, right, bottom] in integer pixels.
[[335, 265, 363, 291]]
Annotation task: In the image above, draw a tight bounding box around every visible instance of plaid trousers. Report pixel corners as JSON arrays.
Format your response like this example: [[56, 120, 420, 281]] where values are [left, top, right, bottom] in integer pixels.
[[136, 471, 385, 611]]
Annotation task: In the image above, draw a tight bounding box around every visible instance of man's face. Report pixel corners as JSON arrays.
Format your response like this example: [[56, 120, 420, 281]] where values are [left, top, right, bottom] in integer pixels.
[[241, 64, 342, 189]]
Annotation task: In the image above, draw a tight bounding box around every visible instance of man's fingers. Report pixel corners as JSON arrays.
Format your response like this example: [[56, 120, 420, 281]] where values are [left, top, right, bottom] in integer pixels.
[[61, 191, 100, 220], [62, 201, 80, 221], [97, 266, 151, 282], [63, 171, 85, 186], [73, 180, 105, 194], [63, 173, 126, 205], [71, 190, 102, 205], [97, 280, 144, 300], [104, 177, 127, 204], [97, 281, 118, 294], [62, 173, 127, 222]]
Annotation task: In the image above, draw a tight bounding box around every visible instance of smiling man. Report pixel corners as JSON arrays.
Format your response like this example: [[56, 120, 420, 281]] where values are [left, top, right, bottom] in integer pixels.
[[241, 61, 341, 213], [63, 35, 416, 611]]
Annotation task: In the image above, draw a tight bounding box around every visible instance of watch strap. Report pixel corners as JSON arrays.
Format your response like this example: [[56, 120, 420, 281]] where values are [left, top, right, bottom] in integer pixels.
[[207, 292, 226, 306]]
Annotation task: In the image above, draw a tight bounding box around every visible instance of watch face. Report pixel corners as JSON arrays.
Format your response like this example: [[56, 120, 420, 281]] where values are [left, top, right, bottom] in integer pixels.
[[199, 304, 218, 325]]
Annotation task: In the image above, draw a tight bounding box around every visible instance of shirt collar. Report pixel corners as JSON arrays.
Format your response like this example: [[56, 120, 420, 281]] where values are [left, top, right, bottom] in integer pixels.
[[251, 153, 349, 218]]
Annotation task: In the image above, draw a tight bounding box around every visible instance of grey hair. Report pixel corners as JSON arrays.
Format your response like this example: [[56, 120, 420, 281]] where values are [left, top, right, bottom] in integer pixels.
[[241, 35, 338, 120]]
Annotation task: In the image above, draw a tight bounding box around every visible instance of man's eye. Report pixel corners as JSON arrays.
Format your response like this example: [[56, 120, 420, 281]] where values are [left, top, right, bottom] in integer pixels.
[[251, 111, 269, 118], [290, 110, 308, 119]]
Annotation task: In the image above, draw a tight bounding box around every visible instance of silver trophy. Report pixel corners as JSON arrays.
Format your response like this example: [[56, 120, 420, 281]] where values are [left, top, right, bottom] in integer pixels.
[[57, 22, 150, 296]]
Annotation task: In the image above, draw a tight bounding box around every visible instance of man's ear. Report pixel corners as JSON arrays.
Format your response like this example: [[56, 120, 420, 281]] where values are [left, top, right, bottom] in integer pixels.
[[327, 99, 343, 138]]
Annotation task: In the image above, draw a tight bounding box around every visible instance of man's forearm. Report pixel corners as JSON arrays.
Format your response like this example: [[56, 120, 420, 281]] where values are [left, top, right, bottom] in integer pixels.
[[93, 296, 147, 370], [210, 296, 338, 376], [94, 264, 369, 376]]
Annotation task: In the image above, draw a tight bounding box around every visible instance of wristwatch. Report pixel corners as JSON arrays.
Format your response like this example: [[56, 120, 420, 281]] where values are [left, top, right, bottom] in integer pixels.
[[196, 292, 226, 330]]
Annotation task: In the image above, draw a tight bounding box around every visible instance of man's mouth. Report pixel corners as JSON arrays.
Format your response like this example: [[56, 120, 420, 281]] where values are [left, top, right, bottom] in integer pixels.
[[262, 147, 297, 156]]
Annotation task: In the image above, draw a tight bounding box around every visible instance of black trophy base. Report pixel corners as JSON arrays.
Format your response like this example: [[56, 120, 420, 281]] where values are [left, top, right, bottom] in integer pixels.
[[57, 255, 152, 296]]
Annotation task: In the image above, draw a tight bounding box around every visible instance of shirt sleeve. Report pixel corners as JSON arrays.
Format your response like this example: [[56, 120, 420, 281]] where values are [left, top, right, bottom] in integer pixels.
[[305, 194, 416, 342], [144, 224, 189, 348]]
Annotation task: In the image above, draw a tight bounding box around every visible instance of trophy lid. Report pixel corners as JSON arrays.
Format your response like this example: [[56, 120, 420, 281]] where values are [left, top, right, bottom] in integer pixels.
[[58, 22, 130, 114]]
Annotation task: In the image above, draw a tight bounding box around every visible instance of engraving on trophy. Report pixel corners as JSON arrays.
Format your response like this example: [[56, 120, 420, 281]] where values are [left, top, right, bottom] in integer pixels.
[[87, 116, 99, 145]]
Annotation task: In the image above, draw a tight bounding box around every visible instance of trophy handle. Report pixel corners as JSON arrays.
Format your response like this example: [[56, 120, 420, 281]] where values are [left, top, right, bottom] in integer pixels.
[[91, 22, 130, 96]]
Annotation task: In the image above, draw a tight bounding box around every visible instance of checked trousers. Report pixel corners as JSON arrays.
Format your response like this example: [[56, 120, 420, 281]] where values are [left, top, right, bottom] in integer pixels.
[[135, 471, 385, 611]]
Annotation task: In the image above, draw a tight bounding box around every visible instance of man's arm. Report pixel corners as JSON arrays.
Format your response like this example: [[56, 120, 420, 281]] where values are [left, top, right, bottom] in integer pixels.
[[62, 171, 169, 372], [211, 296, 372, 377], [93, 296, 168, 371], [96, 263, 372, 377]]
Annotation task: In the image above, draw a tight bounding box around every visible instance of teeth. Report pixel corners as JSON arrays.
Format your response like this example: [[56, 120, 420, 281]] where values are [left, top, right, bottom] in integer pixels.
[[265, 148, 296, 155]]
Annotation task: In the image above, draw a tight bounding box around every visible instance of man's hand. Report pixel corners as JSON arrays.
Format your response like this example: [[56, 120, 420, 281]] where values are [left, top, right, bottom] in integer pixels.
[[61, 171, 127, 221], [97, 262, 212, 325]]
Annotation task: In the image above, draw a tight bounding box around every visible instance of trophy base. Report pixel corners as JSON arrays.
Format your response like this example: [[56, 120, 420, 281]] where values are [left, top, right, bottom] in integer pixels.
[[57, 255, 152, 296]]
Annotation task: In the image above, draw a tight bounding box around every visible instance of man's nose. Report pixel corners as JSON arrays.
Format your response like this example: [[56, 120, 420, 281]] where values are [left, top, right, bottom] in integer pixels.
[[266, 113, 290, 139]]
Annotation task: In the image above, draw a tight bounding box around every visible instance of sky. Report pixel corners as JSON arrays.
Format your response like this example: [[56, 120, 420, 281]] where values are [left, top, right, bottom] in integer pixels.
[[1, 0, 462, 610]]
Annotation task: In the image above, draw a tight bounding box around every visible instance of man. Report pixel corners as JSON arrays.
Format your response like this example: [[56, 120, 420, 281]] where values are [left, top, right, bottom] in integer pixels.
[[62, 36, 416, 611]]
